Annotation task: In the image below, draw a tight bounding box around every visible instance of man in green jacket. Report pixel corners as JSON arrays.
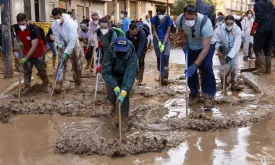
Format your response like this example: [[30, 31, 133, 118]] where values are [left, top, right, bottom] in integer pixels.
[[101, 37, 137, 126]]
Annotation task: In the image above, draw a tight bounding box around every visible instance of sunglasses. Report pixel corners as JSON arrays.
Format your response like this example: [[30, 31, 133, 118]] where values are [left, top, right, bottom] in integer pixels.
[[191, 28, 195, 38]]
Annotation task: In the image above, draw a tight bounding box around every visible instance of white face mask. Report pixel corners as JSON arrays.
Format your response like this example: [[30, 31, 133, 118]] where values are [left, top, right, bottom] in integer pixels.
[[185, 20, 195, 27], [55, 19, 62, 25], [19, 25, 27, 31], [158, 15, 165, 20], [247, 14, 252, 18], [101, 29, 108, 35], [93, 20, 99, 24], [120, 14, 124, 18], [226, 26, 233, 31]]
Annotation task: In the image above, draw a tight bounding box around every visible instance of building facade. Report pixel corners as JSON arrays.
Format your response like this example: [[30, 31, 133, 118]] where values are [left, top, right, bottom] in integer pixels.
[[8, 0, 175, 25], [224, 0, 249, 15]]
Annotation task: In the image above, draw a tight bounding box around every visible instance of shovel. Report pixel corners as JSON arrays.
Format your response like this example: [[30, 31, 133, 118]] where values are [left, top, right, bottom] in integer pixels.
[[116, 97, 122, 141]]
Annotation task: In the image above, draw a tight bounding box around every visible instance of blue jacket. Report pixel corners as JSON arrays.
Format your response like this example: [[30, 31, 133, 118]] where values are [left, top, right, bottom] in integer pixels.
[[102, 42, 137, 93]]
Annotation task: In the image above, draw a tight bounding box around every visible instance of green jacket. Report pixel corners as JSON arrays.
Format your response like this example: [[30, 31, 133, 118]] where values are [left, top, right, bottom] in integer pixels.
[[96, 29, 117, 55], [102, 42, 137, 93]]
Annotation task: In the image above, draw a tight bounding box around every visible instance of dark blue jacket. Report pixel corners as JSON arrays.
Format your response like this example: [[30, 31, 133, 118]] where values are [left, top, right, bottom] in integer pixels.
[[102, 42, 137, 93], [254, 0, 275, 32]]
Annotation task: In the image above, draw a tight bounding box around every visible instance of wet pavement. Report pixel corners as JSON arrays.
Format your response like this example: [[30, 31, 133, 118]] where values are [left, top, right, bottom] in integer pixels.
[[1, 48, 275, 164]]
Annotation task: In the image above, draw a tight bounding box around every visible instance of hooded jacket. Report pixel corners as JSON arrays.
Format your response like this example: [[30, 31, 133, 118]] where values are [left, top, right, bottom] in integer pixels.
[[52, 13, 79, 55], [214, 23, 242, 59], [254, 0, 275, 32]]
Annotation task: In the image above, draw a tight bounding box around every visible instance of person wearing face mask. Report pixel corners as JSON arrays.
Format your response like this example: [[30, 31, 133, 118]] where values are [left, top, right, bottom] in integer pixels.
[[214, 15, 243, 91], [250, 0, 275, 75], [78, 23, 93, 70], [119, 11, 131, 32], [214, 15, 225, 29], [126, 23, 147, 85], [104, 15, 118, 28], [144, 15, 153, 50], [176, 4, 216, 109], [151, 6, 174, 86], [14, 13, 49, 95], [51, 8, 82, 93], [241, 10, 255, 61], [101, 37, 137, 129]]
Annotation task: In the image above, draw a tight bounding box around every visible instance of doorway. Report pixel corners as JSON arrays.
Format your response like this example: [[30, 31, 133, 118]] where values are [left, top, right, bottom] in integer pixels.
[[34, 0, 40, 22], [148, 11, 152, 18]]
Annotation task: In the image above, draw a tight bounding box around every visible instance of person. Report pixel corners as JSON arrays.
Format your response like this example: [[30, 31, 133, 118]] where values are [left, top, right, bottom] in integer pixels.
[[105, 15, 118, 28], [82, 16, 89, 26], [67, 11, 78, 27], [144, 15, 153, 50], [214, 15, 243, 91], [78, 23, 93, 70], [96, 18, 117, 59], [14, 13, 49, 95], [120, 11, 131, 32], [51, 8, 82, 93], [126, 23, 147, 85], [214, 15, 225, 29], [46, 27, 57, 67], [151, 6, 173, 85], [250, 0, 274, 74], [101, 37, 137, 128], [176, 4, 216, 109], [241, 10, 255, 61]]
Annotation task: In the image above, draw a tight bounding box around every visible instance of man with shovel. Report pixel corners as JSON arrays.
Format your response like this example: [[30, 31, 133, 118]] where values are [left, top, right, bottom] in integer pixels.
[[14, 13, 49, 95], [101, 37, 137, 129]]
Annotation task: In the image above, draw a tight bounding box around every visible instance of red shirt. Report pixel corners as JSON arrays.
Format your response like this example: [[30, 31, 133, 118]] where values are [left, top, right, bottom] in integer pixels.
[[15, 24, 45, 58]]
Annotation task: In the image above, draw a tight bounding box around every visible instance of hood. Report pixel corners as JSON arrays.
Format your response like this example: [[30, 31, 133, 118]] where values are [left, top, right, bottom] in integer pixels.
[[62, 13, 72, 22]]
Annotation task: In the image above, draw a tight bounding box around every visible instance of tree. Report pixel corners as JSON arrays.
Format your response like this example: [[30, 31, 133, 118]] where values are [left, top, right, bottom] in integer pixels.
[[172, 0, 215, 15]]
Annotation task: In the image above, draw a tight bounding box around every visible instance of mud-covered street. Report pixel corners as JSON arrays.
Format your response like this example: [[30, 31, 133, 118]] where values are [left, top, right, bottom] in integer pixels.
[[1, 49, 275, 165]]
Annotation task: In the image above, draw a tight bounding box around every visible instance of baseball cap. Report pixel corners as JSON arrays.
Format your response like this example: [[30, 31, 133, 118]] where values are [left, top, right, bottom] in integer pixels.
[[115, 37, 129, 52]]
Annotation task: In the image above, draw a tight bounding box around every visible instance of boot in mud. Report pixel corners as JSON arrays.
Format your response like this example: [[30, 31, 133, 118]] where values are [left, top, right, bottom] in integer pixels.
[[162, 67, 169, 86], [189, 93, 200, 106], [253, 56, 266, 75], [203, 94, 214, 110], [137, 69, 145, 86], [86, 60, 91, 69], [21, 87, 31, 96], [121, 115, 130, 132], [266, 56, 271, 74], [248, 43, 255, 59], [54, 83, 63, 94], [231, 81, 244, 91]]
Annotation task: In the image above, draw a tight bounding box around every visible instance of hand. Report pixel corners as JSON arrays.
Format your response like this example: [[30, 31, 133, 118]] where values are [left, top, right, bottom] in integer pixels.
[[160, 44, 165, 53], [113, 86, 121, 96], [84, 49, 88, 54], [219, 46, 226, 56], [19, 58, 27, 64], [96, 64, 102, 73], [19, 42, 24, 47], [158, 41, 162, 48], [183, 44, 189, 54], [225, 56, 232, 64], [186, 64, 198, 77], [63, 53, 68, 59], [250, 22, 258, 36], [118, 90, 127, 103]]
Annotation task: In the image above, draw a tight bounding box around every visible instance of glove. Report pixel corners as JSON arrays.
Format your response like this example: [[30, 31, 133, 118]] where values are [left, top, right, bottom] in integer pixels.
[[118, 90, 127, 103], [158, 41, 162, 48], [84, 49, 88, 54], [250, 22, 258, 36], [183, 44, 189, 54], [19, 42, 24, 47], [98, 41, 102, 49], [219, 46, 226, 56], [113, 87, 121, 96], [186, 64, 198, 77], [96, 64, 102, 73], [63, 53, 68, 59], [225, 56, 232, 64], [159, 44, 165, 53], [19, 58, 27, 64]]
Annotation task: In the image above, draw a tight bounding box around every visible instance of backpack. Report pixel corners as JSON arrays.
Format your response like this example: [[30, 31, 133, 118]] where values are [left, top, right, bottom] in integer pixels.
[[37, 26, 46, 45], [179, 14, 208, 36], [155, 15, 176, 34], [136, 22, 150, 37], [196, 0, 216, 27]]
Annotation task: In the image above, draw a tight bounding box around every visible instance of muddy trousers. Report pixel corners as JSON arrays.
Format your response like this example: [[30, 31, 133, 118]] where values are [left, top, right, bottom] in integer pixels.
[[188, 44, 216, 97], [136, 46, 147, 81], [153, 38, 171, 79], [254, 30, 273, 57], [106, 85, 130, 117], [56, 46, 82, 86], [23, 56, 49, 88]]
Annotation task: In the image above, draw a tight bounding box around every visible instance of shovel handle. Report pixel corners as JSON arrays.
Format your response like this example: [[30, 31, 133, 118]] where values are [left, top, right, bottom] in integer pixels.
[[116, 99, 122, 141]]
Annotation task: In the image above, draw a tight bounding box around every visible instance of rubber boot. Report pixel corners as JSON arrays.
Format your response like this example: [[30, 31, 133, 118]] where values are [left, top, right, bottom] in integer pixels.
[[38, 69, 49, 92], [203, 94, 214, 109], [162, 67, 169, 86], [21, 87, 31, 96], [53, 55, 57, 67], [137, 69, 145, 86], [253, 56, 266, 75], [266, 56, 271, 74], [189, 93, 200, 105], [86, 60, 91, 69], [248, 43, 255, 59]]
